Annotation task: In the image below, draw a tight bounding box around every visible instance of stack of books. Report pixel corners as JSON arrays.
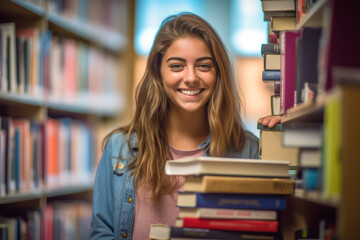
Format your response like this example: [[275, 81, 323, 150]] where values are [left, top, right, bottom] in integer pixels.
[[149, 156, 294, 239]]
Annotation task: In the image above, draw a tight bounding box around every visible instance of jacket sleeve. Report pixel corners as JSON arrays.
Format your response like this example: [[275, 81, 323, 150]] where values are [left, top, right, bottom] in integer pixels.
[[90, 139, 116, 239]]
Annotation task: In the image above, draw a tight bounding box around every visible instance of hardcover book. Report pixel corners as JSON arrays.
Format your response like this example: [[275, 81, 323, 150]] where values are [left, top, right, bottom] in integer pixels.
[[271, 17, 296, 32], [262, 70, 280, 82], [177, 192, 287, 210], [261, 43, 280, 55], [282, 122, 323, 148], [165, 156, 290, 178], [183, 175, 294, 194], [264, 53, 280, 71], [258, 124, 299, 166], [296, 27, 322, 105], [178, 207, 277, 220], [175, 217, 278, 232], [149, 224, 282, 240], [279, 30, 301, 114]]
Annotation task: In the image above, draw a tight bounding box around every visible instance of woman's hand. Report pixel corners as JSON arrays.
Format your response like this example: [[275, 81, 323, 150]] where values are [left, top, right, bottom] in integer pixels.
[[257, 115, 282, 128]]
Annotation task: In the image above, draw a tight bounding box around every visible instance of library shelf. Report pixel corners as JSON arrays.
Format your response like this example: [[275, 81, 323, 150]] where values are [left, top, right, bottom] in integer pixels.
[[0, 0, 133, 237], [295, 0, 329, 30]]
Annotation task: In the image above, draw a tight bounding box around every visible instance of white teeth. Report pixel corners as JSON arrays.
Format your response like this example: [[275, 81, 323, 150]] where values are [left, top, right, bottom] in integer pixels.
[[180, 89, 202, 96]]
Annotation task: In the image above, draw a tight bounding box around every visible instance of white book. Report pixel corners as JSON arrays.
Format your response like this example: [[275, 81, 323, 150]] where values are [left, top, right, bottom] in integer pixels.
[[165, 156, 290, 178]]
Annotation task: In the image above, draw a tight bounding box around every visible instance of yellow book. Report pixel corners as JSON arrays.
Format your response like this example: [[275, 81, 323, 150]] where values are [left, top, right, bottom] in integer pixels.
[[323, 96, 341, 199]]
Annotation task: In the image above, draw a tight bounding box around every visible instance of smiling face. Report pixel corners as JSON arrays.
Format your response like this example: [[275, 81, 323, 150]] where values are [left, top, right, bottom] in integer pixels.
[[160, 36, 217, 114]]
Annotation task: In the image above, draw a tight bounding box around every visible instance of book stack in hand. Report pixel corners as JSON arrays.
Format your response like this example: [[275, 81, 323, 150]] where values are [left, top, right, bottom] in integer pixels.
[[149, 156, 294, 239]]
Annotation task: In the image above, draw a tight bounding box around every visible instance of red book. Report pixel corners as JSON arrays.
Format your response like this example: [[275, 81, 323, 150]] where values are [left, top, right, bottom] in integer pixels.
[[176, 217, 278, 232], [279, 30, 301, 114]]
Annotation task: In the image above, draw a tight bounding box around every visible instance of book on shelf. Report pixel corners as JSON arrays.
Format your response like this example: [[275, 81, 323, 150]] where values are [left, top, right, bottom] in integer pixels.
[[15, 27, 41, 96], [263, 10, 296, 22], [261, 43, 280, 55], [323, 95, 341, 199], [262, 70, 280, 82], [149, 224, 282, 240], [0, 127, 5, 196], [271, 17, 296, 32], [0, 23, 17, 94], [282, 122, 323, 148], [317, 0, 360, 94], [298, 148, 321, 168], [175, 217, 279, 233], [178, 207, 277, 220], [301, 167, 321, 191], [263, 53, 280, 71], [296, 27, 322, 105], [165, 156, 291, 178], [279, 30, 301, 115], [1, 116, 15, 195], [270, 94, 280, 115], [274, 80, 280, 95], [182, 175, 294, 194], [258, 123, 299, 166], [260, 0, 296, 12], [177, 192, 287, 210]]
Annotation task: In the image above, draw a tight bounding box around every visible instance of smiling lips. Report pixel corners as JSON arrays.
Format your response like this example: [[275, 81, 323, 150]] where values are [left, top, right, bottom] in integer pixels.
[[179, 89, 204, 96]]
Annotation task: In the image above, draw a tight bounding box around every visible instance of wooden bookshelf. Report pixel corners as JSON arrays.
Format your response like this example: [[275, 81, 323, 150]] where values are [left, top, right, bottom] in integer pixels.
[[0, 0, 134, 238], [295, 0, 329, 30], [262, 0, 360, 239]]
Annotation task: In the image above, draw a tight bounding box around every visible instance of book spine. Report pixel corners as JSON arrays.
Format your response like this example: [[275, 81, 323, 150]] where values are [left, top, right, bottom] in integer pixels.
[[280, 30, 301, 114], [262, 71, 280, 81], [196, 193, 286, 210], [180, 217, 278, 232], [194, 208, 277, 220], [261, 43, 280, 55], [185, 176, 294, 195], [170, 226, 280, 240]]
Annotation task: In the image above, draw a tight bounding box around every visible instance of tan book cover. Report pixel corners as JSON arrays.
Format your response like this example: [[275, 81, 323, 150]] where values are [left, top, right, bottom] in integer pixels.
[[184, 175, 294, 195]]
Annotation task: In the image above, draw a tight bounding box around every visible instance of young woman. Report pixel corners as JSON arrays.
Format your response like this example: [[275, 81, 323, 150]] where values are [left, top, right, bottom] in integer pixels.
[[90, 12, 280, 239]]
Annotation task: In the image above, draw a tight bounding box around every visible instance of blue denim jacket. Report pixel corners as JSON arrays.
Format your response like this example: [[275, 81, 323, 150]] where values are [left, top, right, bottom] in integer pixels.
[[90, 131, 259, 240]]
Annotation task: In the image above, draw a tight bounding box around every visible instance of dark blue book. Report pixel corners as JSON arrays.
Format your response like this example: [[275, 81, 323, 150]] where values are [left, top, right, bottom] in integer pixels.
[[177, 192, 286, 210], [262, 70, 280, 81], [150, 224, 283, 240]]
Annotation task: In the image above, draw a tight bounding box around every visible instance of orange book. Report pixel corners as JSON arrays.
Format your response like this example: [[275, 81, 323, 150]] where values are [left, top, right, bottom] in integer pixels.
[[45, 119, 59, 189]]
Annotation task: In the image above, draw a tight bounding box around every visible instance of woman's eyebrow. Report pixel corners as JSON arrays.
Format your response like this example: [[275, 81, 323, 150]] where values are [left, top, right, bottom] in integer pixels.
[[166, 57, 186, 62], [166, 56, 214, 62]]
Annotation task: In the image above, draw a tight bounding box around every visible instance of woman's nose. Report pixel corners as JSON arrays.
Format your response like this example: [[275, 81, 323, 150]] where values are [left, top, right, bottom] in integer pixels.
[[183, 67, 198, 84]]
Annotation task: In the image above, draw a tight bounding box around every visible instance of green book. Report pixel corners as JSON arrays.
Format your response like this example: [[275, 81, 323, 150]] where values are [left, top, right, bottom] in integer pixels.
[[257, 122, 282, 131]]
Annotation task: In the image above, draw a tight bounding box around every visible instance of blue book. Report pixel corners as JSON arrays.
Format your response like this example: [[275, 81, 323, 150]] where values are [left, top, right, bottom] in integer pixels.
[[262, 70, 280, 81], [177, 192, 286, 210]]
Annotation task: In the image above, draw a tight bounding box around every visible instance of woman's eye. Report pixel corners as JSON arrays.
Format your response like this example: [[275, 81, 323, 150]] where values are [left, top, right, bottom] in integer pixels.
[[170, 64, 183, 71], [198, 64, 211, 71]]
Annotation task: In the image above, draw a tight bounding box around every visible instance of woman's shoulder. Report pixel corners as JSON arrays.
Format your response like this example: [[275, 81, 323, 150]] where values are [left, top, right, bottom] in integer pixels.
[[244, 130, 259, 146], [105, 131, 137, 149]]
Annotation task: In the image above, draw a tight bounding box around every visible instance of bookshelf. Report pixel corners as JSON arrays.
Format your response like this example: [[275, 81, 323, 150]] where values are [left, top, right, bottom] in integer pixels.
[[0, 0, 134, 238], [261, 0, 360, 239]]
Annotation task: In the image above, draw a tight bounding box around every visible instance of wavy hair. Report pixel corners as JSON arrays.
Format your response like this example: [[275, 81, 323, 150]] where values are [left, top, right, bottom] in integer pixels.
[[105, 12, 246, 201]]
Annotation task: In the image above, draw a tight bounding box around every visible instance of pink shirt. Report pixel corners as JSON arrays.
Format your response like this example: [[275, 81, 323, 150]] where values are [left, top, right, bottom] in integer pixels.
[[131, 145, 205, 240]]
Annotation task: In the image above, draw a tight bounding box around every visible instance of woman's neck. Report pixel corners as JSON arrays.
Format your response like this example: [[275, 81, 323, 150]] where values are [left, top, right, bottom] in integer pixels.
[[167, 107, 209, 150]]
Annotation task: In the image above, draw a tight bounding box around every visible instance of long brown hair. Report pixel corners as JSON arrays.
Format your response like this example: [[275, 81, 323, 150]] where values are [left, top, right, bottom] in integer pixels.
[[105, 12, 246, 201]]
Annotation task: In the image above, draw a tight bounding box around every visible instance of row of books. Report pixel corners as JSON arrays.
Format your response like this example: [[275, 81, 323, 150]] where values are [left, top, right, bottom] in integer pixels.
[[47, 0, 125, 32], [0, 116, 98, 196], [149, 156, 295, 239], [0, 22, 120, 105], [0, 201, 91, 240]]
